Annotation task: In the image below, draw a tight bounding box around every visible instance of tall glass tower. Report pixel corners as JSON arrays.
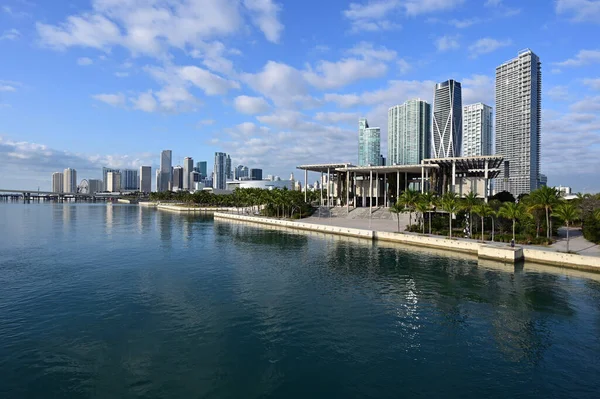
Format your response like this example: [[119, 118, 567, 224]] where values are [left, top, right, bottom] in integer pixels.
[[495, 49, 541, 197], [159, 150, 172, 192], [183, 157, 193, 191], [432, 79, 462, 158], [388, 99, 431, 165], [213, 152, 230, 190], [358, 118, 381, 166]]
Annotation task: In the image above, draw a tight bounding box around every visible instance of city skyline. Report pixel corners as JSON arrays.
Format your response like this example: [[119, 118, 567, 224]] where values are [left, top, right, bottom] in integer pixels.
[[1, 1, 599, 192]]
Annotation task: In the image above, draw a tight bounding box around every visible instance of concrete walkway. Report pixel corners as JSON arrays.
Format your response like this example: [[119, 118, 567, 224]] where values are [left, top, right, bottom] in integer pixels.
[[551, 227, 600, 256]]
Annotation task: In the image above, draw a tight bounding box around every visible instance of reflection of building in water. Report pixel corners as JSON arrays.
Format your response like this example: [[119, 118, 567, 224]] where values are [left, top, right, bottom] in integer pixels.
[[106, 203, 114, 234]]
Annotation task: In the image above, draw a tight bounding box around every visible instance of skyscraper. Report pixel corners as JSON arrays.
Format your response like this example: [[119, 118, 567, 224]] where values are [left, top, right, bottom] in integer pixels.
[[159, 150, 172, 192], [495, 49, 541, 196], [63, 168, 77, 193], [226, 155, 232, 180], [140, 166, 152, 193], [462, 103, 493, 157], [388, 99, 431, 165], [155, 170, 161, 192], [121, 169, 139, 191], [234, 165, 249, 180], [88, 179, 103, 194], [213, 152, 229, 190], [358, 118, 381, 166], [52, 172, 64, 193], [432, 79, 462, 158], [107, 171, 121, 192], [183, 157, 193, 191], [172, 166, 184, 191], [197, 161, 207, 179], [102, 167, 120, 191], [250, 168, 263, 180]]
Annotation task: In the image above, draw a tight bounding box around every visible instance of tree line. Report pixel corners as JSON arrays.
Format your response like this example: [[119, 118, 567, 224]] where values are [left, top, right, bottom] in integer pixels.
[[389, 186, 600, 251]]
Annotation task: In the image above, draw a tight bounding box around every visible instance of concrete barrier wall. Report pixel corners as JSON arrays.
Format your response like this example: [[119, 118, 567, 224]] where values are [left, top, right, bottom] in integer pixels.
[[157, 205, 234, 213], [214, 213, 373, 239], [375, 231, 480, 254], [523, 248, 600, 272], [214, 213, 600, 272]]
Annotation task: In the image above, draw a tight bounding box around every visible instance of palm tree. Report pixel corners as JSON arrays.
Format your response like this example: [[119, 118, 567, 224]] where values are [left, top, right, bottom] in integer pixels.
[[421, 191, 437, 235], [415, 200, 430, 234], [553, 202, 580, 252], [389, 201, 405, 232], [595, 208, 600, 221], [462, 191, 480, 238], [473, 203, 493, 242], [530, 186, 560, 239], [498, 202, 527, 242], [399, 190, 420, 228], [441, 192, 461, 238]]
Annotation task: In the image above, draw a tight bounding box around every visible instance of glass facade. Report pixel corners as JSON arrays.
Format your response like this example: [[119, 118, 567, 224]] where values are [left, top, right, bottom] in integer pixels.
[[433, 79, 462, 158], [388, 99, 431, 165], [358, 118, 381, 166]]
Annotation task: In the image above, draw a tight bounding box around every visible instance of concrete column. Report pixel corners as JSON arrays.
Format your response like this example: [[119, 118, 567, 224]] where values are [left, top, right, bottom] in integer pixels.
[[327, 168, 330, 208], [375, 172, 379, 207], [425, 167, 429, 193], [320, 172, 323, 206], [451, 160, 456, 193], [421, 165, 425, 193], [353, 173, 357, 209], [383, 173, 387, 207], [369, 170, 373, 216], [304, 168, 308, 202], [405, 172, 408, 191], [396, 171, 400, 204], [484, 160, 489, 203], [362, 177, 365, 208], [346, 171, 349, 214]]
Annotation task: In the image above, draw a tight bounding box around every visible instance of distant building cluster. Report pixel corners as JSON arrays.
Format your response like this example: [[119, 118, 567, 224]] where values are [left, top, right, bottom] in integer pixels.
[[359, 49, 542, 197]]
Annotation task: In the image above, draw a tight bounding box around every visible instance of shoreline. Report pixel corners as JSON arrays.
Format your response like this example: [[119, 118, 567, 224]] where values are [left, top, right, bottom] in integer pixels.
[[213, 212, 600, 273]]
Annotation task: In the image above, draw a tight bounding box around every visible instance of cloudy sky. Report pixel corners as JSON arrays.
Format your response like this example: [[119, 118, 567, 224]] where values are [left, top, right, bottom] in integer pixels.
[[1, 0, 599, 192]]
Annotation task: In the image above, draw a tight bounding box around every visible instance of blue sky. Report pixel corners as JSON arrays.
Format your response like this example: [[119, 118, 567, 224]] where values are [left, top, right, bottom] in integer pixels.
[[1, 0, 599, 192]]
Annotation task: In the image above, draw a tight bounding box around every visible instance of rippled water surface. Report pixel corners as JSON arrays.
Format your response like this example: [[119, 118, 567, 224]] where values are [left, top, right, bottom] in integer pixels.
[[1, 203, 600, 398]]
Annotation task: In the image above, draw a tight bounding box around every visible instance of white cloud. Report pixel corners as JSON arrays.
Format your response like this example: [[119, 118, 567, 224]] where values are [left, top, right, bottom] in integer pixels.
[[583, 78, 600, 90], [435, 35, 460, 51], [36, 0, 283, 57], [324, 79, 434, 108], [314, 112, 358, 125], [397, 59, 411, 74], [131, 91, 158, 113], [468, 37, 511, 57], [556, 0, 600, 22], [570, 96, 600, 113], [546, 85, 570, 101], [0, 85, 17, 92], [241, 61, 309, 107], [342, 1, 401, 32], [77, 57, 93, 66], [485, 0, 502, 6], [461, 74, 494, 105], [304, 57, 388, 89], [233, 95, 270, 114], [242, 0, 284, 43], [347, 41, 397, 61], [448, 18, 479, 28], [198, 119, 215, 126], [0, 28, 21, 40], [92, 93, 126, 107], [554, 49, 600, 67], [177, 65, 240, 95], [403, 0, 465, 16], [114, 71, 129, 78]]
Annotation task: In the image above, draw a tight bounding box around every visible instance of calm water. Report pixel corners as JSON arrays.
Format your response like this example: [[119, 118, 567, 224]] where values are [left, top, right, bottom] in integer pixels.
[[1, 203, 600, 398]]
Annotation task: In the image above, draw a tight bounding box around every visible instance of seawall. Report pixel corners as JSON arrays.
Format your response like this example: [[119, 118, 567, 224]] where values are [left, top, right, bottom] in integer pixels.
[[213, 213, 600, 273]]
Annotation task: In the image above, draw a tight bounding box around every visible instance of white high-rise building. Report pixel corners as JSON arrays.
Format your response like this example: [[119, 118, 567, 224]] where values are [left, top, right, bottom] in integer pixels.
[[102, 167, 120, 191], [183, 157, 193, 191], [159, 150, 172, 192], [155, 170, 161, 192], [107, 171, 121, 192], [432, 79, 462, 158], [358, 118, 381, 166], [63, 168, 77, 193], [140, 166, 152, 193], [388, 99, 431, 165], [52, 172, 64, 193], [495, 49, 542, 197], [462, 103, 493, 157]]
